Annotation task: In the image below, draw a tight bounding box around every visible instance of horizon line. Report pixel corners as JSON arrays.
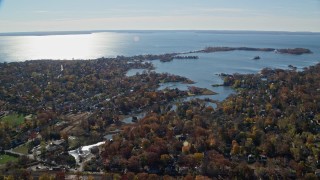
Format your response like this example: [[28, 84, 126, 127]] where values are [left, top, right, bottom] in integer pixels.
[[1, 29, 320, 35]]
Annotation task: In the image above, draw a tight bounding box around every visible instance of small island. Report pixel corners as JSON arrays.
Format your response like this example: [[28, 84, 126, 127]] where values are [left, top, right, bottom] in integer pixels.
[[159, 55, 199, 62], [194, 46, 312, 55], [253, 56, 260, 60]]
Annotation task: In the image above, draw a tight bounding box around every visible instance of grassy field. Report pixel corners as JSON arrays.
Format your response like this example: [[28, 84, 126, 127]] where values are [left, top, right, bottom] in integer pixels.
[[0, 154, 18, 165], [68, 136, 80, 150], [0, 113, 25, 126], [12, 144, 29, 155]]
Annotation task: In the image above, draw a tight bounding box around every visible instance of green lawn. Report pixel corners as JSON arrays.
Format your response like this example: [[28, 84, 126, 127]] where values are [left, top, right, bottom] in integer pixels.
[[68, 137, 80, 150], [12, 144, 29, 155], [0, 154, 18, 165], [0, 113, 25, 126]]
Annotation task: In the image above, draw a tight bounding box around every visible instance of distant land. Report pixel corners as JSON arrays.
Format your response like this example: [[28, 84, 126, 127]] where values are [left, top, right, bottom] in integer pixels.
[[1, 30, 320, 36]]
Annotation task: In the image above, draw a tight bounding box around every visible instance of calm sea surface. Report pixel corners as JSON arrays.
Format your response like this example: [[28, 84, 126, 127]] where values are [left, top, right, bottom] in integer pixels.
[[1, 31, 320, 101]]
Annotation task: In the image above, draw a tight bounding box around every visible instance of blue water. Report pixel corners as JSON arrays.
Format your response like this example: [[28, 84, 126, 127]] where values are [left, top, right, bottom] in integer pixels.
[[1, 31, 320, 101]]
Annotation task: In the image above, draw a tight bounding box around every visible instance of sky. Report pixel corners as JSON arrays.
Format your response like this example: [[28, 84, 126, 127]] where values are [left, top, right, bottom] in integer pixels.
[[0, 0, 319, 32]]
